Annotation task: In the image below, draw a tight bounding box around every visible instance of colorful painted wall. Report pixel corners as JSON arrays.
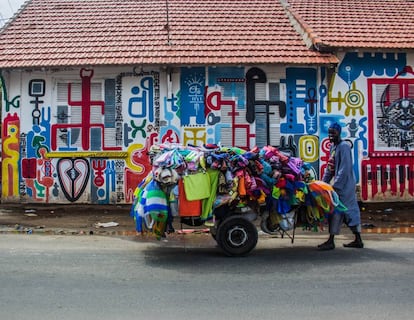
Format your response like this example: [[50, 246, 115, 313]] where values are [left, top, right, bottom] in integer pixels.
[[1, 52, 413, 204], [330, 52, 414, 202]]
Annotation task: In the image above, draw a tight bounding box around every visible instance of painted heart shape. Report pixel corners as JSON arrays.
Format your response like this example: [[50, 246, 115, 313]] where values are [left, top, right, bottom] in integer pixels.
[[57, 158, 90, 202]]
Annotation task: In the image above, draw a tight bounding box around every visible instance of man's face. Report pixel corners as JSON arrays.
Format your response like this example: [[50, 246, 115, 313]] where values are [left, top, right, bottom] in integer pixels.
[[328, 128, 340, 144]]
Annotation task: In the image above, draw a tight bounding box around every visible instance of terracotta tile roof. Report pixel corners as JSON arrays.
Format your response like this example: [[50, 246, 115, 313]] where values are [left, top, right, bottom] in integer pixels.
[[0, 0, 337, 69], [285, 0, 414, 50]]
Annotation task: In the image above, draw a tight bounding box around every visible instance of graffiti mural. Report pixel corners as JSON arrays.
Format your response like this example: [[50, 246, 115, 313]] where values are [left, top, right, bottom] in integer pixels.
[[324, 52, 413, 202], [361, 66, 414, 201], [1, 53, 414, 204]]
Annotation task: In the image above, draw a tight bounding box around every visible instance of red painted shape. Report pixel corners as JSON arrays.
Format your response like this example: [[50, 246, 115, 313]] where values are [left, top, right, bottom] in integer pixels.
[[362, 71, 414, 201], [24, 179, 37, 200], [92, 159, 106, 187], [390, 166, 397, 196], [361, 163, 368, 201], [51, 69, 120, 151], [2, 113, 19, 138], [360, 158, 414, 201], [148, 132, 159, 147], [206, 89, 256, 149], [161, 129, 180, 144], [67, 69, 100, 150], [37, 147, 54, 189], [206, 91, 223, 112], [22, 158, 37, 179], [409, 166, 414, 196], [125, 168, 143, 203]]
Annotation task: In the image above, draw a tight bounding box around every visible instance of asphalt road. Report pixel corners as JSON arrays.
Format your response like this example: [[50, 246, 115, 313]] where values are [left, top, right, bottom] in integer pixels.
[[1, 233, 414, 320]]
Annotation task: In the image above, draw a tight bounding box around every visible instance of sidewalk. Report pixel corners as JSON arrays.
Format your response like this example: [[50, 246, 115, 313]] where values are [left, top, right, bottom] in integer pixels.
[[0, 202, 414, 237], [0, 203, 136, 236]]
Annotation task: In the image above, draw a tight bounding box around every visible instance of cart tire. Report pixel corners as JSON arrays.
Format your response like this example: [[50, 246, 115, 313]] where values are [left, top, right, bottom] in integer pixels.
[[260, 211, 280, 235], [210, 227, 217, 240], [216, 215, 258, 256]]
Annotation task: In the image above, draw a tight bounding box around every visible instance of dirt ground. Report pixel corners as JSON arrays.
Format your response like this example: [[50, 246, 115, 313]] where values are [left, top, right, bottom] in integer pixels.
[[358, 201, 414, 228], [0, 201, 414, 234], [0, 203, 135, 233]]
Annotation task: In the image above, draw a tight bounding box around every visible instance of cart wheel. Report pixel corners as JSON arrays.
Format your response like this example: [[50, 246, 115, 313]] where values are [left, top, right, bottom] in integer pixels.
[[260, 211, 280, 235], [210, 226, 217, 240], [210, 219, 222, 241], [216, 215, 258, 257]]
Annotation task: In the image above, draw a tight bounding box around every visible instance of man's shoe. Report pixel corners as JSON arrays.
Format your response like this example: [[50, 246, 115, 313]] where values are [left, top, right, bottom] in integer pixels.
[[343, 240, 364, 248], [317, 241, 335, 250]]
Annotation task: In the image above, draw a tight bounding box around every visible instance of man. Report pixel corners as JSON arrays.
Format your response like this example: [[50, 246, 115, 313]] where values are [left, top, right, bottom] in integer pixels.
[[318, 122, 364, 250]]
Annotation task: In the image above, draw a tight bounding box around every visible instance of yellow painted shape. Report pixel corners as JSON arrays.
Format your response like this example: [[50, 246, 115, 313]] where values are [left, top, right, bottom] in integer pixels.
[[344, 82, 365, 116], [299, 135, 319, 162], [2, 124, 20, 197], [183, 127, 206, 146], [125, 143, 145, 174], [46, 151, 128, 158]]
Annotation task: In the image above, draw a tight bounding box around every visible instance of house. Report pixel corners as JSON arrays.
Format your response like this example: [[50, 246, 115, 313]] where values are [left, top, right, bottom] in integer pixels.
[[285, 0, 414, 202], [0, 0, 413, 204]]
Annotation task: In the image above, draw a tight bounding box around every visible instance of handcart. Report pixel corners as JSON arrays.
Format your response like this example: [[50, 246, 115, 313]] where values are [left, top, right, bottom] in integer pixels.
[[206, 203, 300, 257], [132, 144, 344, 257]]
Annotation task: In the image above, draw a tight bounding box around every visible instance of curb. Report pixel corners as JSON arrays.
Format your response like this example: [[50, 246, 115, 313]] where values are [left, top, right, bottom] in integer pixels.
[[362, 227, 414, 234], [2, 226, 414, 236]]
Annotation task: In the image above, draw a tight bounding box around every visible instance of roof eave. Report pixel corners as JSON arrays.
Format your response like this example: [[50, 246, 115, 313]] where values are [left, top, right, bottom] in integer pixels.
[[280, 0, 336, 56], [0, 56, 339, 70]]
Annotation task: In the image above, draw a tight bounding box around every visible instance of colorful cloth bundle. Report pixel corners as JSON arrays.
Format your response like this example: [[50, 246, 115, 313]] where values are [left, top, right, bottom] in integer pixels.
[[306, 180, 347, 215], [132, 143, 347, 238], [132, 178, 169, 237], [301, 180, 347, 228]]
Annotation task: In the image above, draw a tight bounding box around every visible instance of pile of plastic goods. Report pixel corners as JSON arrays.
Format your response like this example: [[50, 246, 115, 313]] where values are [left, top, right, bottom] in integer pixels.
[[131, 144, 346, 239]]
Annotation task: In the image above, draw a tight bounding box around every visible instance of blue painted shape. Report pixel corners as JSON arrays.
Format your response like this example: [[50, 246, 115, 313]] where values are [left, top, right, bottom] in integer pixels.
[[352, 117, 368, 183], [90, 173, 98, 203], [319, 67, 327, 113], [90, 127, 102, 151], [212, 123, 231, 145], [39, 106, 51, 150], [357, 117, 368, 154], [104, 79, 116, 128], [106, 160, 116, 192], [338, 52, 407, 85], [180, 67, 205, 125], [208, 66, 245, 108], [160, 95, 181, 143], [304, 87, 318, 134], [26, 127, 40, 158], [27, 107, 51, 158], [128, 76, 154, 122], [55, 105, 78, 151], [90, 172, 108, 204], [281, 68, 317, 134]]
